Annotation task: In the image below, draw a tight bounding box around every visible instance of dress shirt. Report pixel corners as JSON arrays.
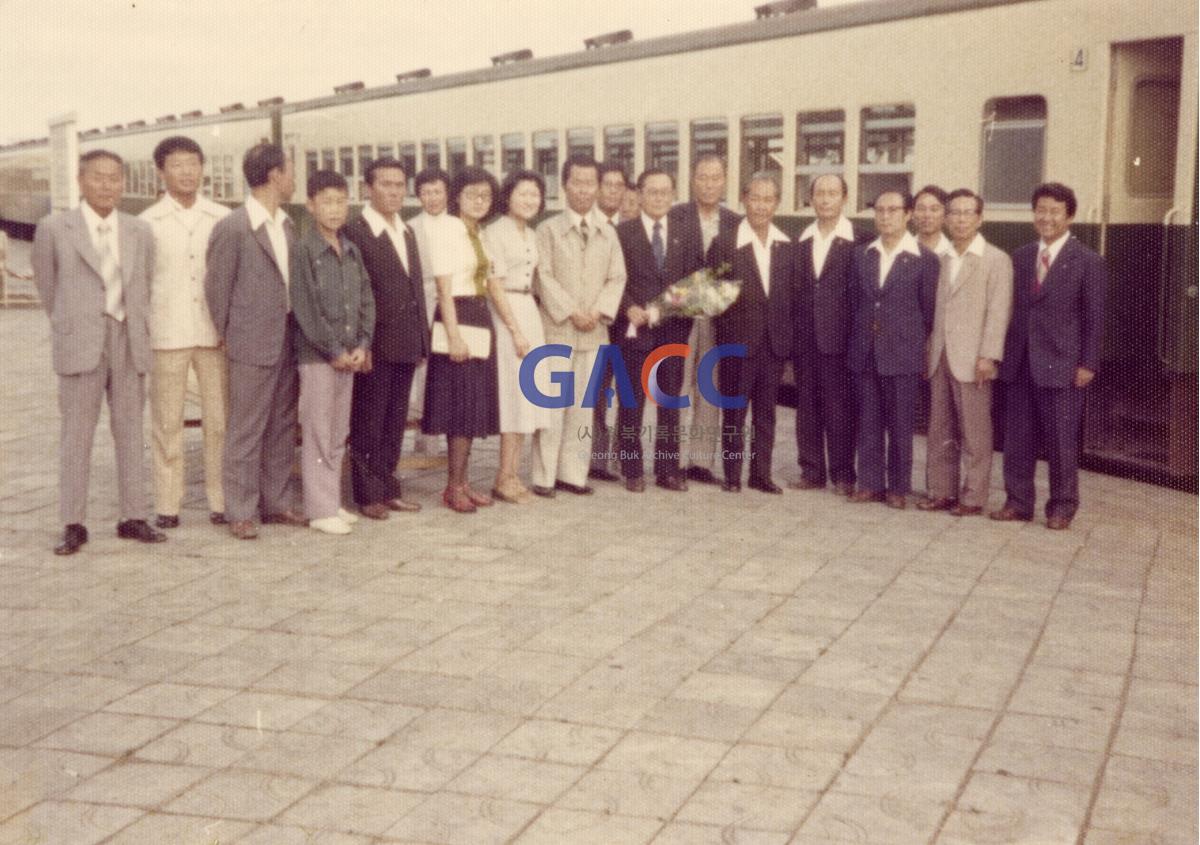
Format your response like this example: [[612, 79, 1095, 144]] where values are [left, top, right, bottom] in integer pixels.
[[566, 207, 596, 241], [245, 194, 290, 287], [641, 211, 668, 247], [929, 232, 954, 259], [80, 200, 124, 319], [735, 218, 789, 296], [696, 207, 722, 254], [799, 215, 855, 278], [947, 232, 987, 291], [360, 204, 411, 276], [484, 215, 537, 293], [1037, 231, 1071, 270], [867, 231, 921, 287], [141, 193, 229, 349]]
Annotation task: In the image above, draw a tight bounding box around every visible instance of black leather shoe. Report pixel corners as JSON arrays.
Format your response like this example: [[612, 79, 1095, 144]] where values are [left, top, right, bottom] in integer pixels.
[[625, 477, 646, 493], [588, 467, 620, 482], [787, 476, 824, 490], [555, 480, 594, 495], [749, 477, 783, 494], [685, 466, 720, 485], [210, 511, 227, 525], [154, 514, 180, 529], [721, 480, 741, 493], [656, 476, 688, 492], [530, 485, 556, 498], [116, 519, 167, 543], [54, 523, 88, 556]]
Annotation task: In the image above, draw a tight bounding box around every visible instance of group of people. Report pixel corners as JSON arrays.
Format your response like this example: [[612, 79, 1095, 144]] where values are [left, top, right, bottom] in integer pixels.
[[31, 136, 1105, 555]]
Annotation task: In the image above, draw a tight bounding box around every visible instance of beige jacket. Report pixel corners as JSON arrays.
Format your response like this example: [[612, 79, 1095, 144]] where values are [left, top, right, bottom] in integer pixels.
[[927, 237, 1013, 382], [534, 209, 626, 351]]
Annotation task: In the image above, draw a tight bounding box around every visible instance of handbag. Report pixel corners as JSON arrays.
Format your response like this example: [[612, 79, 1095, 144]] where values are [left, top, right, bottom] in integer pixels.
[[431, 321, 491, 359]]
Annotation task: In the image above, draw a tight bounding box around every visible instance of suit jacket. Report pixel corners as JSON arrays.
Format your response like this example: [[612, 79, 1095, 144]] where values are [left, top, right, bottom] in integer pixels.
[[708, 227, 794, 360], [846, 242, 939, 376], [794, 225, 869, 357], [534, 210, 626, 352], [612, 216, 704, 350], [32, 206, 155, 376], [341, 215, 428, 363], [1000, 236, 1107, 388], [667, 202, 740, 258], [927, 240, 1013, 382], [205, 204, 295, 367]]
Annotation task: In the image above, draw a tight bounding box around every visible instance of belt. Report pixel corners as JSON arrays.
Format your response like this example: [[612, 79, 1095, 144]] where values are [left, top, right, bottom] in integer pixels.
[[505, 287, 533, 295]]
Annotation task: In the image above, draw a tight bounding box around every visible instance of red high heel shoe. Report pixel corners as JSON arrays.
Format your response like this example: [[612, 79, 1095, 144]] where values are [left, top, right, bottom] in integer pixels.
[[463, 485, 494, 507], [442, 485, 477, 513]]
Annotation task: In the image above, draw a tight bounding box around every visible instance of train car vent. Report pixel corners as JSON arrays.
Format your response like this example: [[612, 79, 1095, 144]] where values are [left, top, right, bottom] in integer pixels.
[[584, 30, 633, 49], [156, 115, 177, 124], [492, 49, 533, 66], [754, 0, 815, 19], [396, 68, 432, 82], [219, 103, 245, 113], [258, 97, 285, 107], [181, 110, 203, 119], [334, 82, 365, 94]]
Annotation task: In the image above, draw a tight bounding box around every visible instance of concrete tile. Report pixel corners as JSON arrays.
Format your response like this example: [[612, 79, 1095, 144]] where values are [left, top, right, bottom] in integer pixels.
[[103, 813, 255, 845], [162, 770, 315, 821], [635, 695, 763, 742], [65, 760, 210, 807], [557, 768, 699, 819], [251, 660, 379, 698], [34, 712, 178, 757], [193, 690, 330, 731], [278, 782, 424, 836], [232, 730, 374, 779], [134, 721, 271, 768], [1088, 755, 1198, 840], [514, 808, 662, 844], [103, 682, 239, 719], [710, 744, 845, 792], [655, 823, 791, 844], [597, 732, 729, 780], [0, 800, 142, 845], [675, 781, 819, 832], [383, 791, 541, 843], [798, 790, 949, 843], [335, 742, 480, 792], [288, 698, 425, 741], [235, 824, 372, 844], [445, 753, 585, 804], [491, 719, 623, 766], [974, 738, 1104, 785], [938, 772, 1091, 844], [394, 707, 522, 752]]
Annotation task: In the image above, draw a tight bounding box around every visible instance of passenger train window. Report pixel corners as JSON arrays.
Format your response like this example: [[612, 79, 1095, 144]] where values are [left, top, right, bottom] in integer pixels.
[[473, 135, 495, 170], [376, 143, 394, 162], [358, 145, 374, 200], [447, 138, 467, 177], [422, 140, 441, 173], [604, 125, 635, 179], [339, 147, 354, 179], [533, 130, 559, 199], [501, 133, 524, 176], [1128, 79, 1179, 196], [690, 119, 729, 181], [305, 151, 319, 181], [398, 143, 416, 192], [741, 114, 783, 190], [980, 96, 1045, 206], [795, 110, 845, 210], [859, 104, 914, 210], [568, 128, 595, 161], [321, 149, 335, 172], [645, 122, 679, 185]]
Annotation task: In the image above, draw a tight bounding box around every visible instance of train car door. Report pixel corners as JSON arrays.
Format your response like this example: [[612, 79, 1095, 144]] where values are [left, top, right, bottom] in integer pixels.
[[1089, 36, 1195, 488]]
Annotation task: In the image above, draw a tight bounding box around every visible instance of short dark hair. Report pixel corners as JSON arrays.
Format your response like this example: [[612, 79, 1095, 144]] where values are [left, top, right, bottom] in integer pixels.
[[242, 142, 287, 188], [691, 153, 726, 176], [873, 188, 914, 212], [153, 136, 204, 170], [364, 156, 405, 187], [79, 149, 123, 174], [497, 169, 546, 216], [636, 167, 675, 191], [742, 171, 781, 199], [1031, 182, 1077, 217], [913, 184, 949, 208], [307, 169, 347, 199], [808, 173, 848, 199], [448, 165, 500, 219], [414, 167, 450, 195], [561, 154, 598, 186], [597, 161, 629, 187], [946, 188, 984, 215]]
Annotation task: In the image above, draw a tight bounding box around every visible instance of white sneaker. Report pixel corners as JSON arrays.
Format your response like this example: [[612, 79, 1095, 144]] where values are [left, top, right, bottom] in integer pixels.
[[337, 507, 360, 525], [310, 516, 351, 535]]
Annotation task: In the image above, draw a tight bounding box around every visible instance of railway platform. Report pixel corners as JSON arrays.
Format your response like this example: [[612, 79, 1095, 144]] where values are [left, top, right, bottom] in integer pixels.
[[0, 301, 1195, 844]]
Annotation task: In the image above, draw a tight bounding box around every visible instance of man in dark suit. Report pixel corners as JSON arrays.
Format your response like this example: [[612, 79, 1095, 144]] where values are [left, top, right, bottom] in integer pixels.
[[846, 189, 939, 509], [708, 172, 794, 494], [792, 173, 863, 495], [32, 150, 166, 554], [205, 143, 304, 539], [343, 157, 428, 519], [612, 168, 704, 492], [672, 154, 742, 486], [992, 182, 1106, 530]]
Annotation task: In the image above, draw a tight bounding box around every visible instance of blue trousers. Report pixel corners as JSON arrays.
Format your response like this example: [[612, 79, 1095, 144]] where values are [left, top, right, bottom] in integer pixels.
[[854, 367, 918, 495], [1001, 367, 1084, 520]]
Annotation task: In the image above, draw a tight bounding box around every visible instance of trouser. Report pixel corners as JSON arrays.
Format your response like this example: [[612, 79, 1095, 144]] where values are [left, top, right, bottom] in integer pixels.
[[57, 316, 147, 525], [618, 343, 685, 481], [299, 362, 354, 520], [349, 359, 416, 505], [854, 364, 919, 495], [794, 349, 856, 486], [1001, 365, 1084, 520], [720, 345, 783, 484], [150, 345, 227, 516], [532, 346, 596, 488], [680, 317, 722, 473], [223, 322, 299, 523], [589, 356, 619, 474], [926, 352, 994, 507]]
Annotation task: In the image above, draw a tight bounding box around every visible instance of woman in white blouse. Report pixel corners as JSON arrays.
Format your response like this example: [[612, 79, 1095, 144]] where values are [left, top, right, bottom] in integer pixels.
[[484, 170, 553, 503]]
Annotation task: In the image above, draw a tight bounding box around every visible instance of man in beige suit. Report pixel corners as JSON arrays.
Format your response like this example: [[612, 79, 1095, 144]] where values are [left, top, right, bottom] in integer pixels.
[[919, 189, 1013, 515], [532, 155, 626, 496]]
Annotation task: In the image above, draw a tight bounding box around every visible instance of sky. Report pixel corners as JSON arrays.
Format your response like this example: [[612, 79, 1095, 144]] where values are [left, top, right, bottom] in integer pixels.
[[0, 0, 861, 145]]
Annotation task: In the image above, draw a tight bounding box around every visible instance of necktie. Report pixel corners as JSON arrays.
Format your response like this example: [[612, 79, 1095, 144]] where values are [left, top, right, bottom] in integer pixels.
[[96, 221, 125, 321], [1035, 247, 1051, 292], [578, 217, 589, 246], [651, 220, 665, 272], [465, 224, 490, 298]]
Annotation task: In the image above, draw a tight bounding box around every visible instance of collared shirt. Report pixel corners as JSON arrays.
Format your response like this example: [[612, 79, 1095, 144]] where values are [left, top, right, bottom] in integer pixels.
[[245, 194, 290, 286], [430, 214, 492, 298], [641, 211, 668, 247], [290, 227, 374, 364], [484, 214, 537, 293], [947, 232, 987, 290], [1038, 231, 1071, 271], [696, 207, 722, 253], [566, 207, 596, 241], [868, 230, 922, 287], [361, 204, 411, 276], [799, 215, 855, 278], [81, 200, 120, 266], [736, 218, 789, 296], [926, 232, 954, 259], [141, 193, 230, 349]]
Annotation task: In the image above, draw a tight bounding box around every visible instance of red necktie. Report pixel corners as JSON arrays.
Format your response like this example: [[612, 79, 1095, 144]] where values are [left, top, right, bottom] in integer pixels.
[[1035, 248, 1051, 293]]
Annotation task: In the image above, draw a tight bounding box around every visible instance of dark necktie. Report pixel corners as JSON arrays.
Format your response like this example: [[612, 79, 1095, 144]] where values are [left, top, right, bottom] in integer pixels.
[[652, 220, 665, 272], [579, 217, 589, 246]]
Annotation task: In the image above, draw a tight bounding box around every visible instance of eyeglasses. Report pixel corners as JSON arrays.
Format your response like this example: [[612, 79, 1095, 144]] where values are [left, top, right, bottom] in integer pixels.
[[947, 209, 979, 218], [874, 205, 906, 215]]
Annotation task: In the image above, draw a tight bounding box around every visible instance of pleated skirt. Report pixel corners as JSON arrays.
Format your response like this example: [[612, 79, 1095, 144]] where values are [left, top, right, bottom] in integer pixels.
[[422, 296, 500, 438]]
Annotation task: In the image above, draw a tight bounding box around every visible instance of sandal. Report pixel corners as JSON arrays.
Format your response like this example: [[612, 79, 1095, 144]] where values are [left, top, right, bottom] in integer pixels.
[[442, 485, 476, 513]]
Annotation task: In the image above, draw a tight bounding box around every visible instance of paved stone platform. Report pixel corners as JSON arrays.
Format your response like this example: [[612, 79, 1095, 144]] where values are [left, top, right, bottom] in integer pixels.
[[0, 303, 1195, 845]]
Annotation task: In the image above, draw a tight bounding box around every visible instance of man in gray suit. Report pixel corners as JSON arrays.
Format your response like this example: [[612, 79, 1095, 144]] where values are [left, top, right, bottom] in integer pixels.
[[205, 143, 305, 539], [919, 189, 1013, 516], [32, 149, 167, 554]]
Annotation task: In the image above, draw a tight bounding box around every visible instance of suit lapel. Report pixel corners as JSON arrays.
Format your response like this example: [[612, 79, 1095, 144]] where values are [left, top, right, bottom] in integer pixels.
[[68, 209, 105, 280], [1035, 239, 1074, 300], [251, 219, 284, 279], [739, 242, 765, 298]]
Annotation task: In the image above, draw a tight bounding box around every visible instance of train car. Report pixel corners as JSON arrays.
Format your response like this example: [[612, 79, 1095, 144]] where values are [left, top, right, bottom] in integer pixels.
[[0, 0, 1195, 486]]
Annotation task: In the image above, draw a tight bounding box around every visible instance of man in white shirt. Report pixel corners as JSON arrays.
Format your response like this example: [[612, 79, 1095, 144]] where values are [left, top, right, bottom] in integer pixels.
[[918, 189, 1012, 516], [913, 184, 953, 259], [140, 136, 231, 529]]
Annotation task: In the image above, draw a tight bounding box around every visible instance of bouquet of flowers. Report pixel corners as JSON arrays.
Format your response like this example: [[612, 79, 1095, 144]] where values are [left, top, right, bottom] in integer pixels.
[[651, 262, 741, 318]]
